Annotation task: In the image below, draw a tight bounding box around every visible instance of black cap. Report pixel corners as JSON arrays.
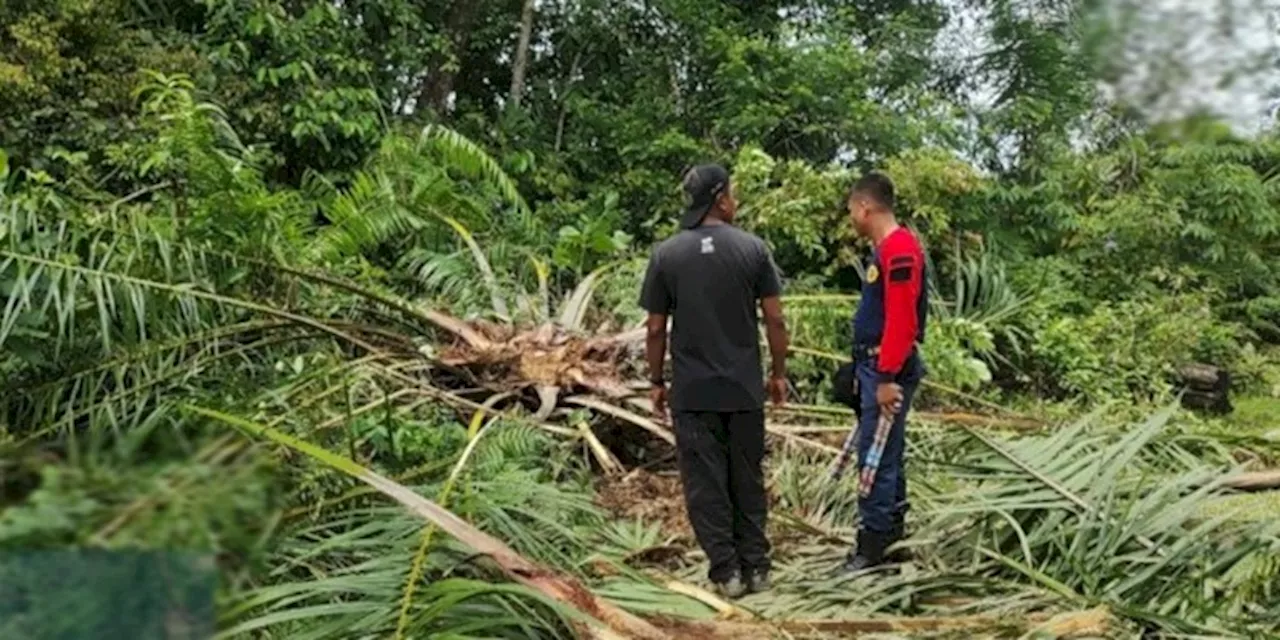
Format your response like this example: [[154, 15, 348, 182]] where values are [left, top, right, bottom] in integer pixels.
[[680, 164, 730, 229]]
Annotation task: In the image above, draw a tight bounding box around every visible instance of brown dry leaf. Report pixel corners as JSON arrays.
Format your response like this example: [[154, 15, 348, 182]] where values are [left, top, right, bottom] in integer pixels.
[[586, 557, 621, 578]]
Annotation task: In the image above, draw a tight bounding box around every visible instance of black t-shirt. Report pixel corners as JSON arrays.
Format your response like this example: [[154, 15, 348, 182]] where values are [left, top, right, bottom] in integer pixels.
[[638, 225, 783, 412]]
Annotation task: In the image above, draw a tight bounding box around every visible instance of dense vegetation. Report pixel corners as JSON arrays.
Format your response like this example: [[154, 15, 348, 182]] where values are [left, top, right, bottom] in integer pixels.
[[1, 1, 1278, 638]]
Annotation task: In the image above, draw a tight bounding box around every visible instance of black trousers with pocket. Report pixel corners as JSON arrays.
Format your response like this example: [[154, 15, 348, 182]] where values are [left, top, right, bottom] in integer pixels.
[[673, 409, 770, 583]]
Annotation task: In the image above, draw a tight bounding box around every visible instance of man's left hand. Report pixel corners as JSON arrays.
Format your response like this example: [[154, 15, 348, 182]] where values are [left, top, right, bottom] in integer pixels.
[[767, 375, 788, 407], [650, 384, 669, 422], [876, 382, 903, 414]]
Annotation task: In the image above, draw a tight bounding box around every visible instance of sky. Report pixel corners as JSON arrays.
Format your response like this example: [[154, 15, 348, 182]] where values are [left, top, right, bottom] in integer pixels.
[[935, 0, 1280, 136]]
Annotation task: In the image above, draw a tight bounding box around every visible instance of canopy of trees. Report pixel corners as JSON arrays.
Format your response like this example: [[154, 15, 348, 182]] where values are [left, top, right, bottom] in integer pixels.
[[1, 1, 1278, 638]]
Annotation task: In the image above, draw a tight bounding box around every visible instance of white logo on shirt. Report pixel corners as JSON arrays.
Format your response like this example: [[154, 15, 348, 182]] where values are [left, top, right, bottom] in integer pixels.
[[700, 237, 715, 254]]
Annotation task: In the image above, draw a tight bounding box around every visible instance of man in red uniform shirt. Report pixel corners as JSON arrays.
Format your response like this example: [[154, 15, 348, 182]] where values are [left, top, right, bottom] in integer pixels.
[[841, 172, 928, 572]]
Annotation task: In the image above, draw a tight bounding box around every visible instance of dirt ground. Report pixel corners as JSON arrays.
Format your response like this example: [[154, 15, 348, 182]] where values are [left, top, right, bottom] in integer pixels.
[[594, 469, 695, 542], [592, 468, 804, 551]]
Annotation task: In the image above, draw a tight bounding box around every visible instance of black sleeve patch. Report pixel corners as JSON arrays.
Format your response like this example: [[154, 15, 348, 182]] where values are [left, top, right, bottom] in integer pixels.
[[888, 266, 913, 283]]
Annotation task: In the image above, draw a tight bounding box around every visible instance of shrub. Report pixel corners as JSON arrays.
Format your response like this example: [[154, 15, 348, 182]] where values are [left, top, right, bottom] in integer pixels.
[[1022, 294, 1248, 401]]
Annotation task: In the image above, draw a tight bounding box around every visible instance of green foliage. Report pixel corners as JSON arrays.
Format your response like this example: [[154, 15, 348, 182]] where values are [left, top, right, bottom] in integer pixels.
[[199, 0, 410, 179], [0, 0, 205, 182], [765, 405, 1280, 636], [110, 72, 311, 256], [734, 145, 853, 280], [919, 317, 997, 393], [3, 2, 1280, 638], [548, 193, 632, 275], [1022, 294, 1247, 401], [346, 414, 468, 470], [973, 132, 1280, 306], [0, 467, 99, 546], [882, 147, 985, 239]]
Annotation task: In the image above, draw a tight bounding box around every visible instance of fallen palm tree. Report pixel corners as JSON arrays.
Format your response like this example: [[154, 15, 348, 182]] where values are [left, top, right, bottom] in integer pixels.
[[241, 247, 646, 421], [192, 406, 1136, 640], [0, 220, 1051, 472], [6, 214, 1278, 640], [191, 406, 674, 640], [260, 235, 1048, 441], [706, 608, 1112, 637]]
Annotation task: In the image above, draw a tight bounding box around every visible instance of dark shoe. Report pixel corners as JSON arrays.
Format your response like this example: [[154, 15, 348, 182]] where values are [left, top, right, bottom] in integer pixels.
[[886, 514, 910, 562], [712, 571, 747, 599], [745, 568, 771, 593], [890, 513, 906, 544], [840, 529, 890, 574]]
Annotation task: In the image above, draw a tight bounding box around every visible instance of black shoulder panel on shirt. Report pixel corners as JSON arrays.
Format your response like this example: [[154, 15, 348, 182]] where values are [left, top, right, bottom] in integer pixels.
[[888, 265, 913, 283]]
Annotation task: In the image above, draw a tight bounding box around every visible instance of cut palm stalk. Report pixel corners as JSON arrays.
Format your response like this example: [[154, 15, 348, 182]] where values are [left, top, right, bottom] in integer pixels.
[[189, 406, 672, 640], [653, 576, 752, 621], [1221, 469, 1280, 491], [576, 417, 625, 475], [567, 395, 676, 446]]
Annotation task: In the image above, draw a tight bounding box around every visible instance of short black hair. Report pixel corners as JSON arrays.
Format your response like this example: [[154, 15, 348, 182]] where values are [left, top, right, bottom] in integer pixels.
[[848, 172, 895, 211]]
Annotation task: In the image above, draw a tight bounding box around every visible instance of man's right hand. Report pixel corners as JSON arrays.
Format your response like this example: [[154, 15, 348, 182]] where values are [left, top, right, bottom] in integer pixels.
[[876, 382, 903, 415], [649, 384, 668, 421]]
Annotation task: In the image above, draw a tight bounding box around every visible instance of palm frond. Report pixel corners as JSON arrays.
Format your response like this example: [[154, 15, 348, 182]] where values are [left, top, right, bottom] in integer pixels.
[[190, 407, 676, 640], [761, 402, 1276, 636], [418, 125, 532, 222], [436, 215, 510, 320], [557, 261, 618, 332]]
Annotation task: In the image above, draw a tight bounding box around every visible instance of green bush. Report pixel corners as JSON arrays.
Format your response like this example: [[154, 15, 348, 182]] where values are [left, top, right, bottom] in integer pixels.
[[920, 316, 997, 395], [1022, 294, 1248, 401]]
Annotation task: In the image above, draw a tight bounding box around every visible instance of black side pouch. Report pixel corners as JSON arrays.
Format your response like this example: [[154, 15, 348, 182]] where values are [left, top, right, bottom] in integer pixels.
[[831, 362, 861, 416]]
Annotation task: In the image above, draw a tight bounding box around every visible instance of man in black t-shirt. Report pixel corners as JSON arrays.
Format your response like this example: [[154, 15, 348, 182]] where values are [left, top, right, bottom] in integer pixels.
[[639, 164, 790, 598]]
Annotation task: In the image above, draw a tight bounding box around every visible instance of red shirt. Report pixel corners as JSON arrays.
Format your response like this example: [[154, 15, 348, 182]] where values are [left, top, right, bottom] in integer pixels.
[[851, 226, 926, 381]]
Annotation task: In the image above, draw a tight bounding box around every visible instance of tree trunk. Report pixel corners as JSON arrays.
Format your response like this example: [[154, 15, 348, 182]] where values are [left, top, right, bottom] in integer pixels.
[[420, 2, 482, 115], [1177, 363, 1232, 414], [554, 49, 584, 152], [509, 0, 537, 109], [1179, 363, 1230, 391]]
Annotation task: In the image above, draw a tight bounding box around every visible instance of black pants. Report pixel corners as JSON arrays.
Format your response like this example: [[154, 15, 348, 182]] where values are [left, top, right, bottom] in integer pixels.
[[673, 410, 770, 583]]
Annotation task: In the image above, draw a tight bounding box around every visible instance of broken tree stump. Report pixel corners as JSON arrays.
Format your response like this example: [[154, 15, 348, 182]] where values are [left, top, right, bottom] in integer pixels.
[[1177, 363, 1232, 415]]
